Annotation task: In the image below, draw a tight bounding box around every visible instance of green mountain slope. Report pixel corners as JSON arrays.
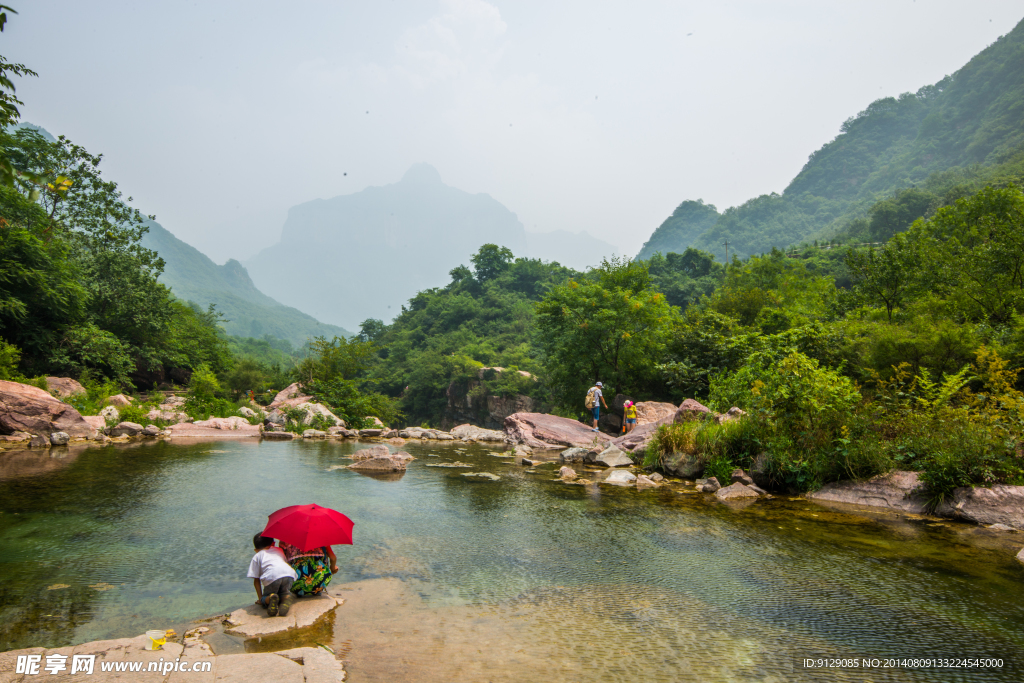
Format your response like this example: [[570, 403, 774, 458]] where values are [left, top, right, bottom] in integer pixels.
[[636, 200, 720, 261], [140, 220, 351, 344], [639, 16, 1024, 261]]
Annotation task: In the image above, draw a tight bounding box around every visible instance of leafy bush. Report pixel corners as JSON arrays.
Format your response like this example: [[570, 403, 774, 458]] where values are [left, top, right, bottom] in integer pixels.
[[710, 350, 860, 453]]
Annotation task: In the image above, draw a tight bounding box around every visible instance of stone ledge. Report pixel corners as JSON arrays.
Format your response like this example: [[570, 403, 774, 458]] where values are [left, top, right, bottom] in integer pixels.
[[223, 593, 343, 637]]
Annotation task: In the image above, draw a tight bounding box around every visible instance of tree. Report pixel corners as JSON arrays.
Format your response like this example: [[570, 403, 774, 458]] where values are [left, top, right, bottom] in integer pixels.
[[536, 256, 678, 409], [0, 5, 42, 189], [470, 244, 514, 282], [914, 184, 1024, 323], [846, 234, 918, 322]]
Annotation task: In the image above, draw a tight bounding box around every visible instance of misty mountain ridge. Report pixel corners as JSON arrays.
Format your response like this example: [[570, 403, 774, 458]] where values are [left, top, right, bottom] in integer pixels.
[[638, 17, 1024, 261], [140, 220, 351, 344], [245, 163, 618, 330]]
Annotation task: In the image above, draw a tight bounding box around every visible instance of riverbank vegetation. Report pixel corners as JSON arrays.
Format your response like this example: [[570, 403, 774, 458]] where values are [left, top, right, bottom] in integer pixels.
[[1, 11, 1021, 501]]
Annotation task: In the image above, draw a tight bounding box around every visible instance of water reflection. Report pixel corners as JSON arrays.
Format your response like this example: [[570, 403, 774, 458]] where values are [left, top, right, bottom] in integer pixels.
[[0, 438, 1021, 682]]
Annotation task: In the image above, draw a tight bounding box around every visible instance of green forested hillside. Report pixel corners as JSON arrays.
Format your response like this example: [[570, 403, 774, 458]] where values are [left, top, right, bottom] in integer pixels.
[[639, 16, 1024, 261], [140, 221, 350, 345]]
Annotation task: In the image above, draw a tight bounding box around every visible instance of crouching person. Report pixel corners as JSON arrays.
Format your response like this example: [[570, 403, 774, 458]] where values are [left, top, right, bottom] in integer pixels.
[[248, 534, 298, 616]]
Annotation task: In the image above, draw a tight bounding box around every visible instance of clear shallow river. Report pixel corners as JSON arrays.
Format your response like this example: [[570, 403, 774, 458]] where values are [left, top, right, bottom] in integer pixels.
[[0, 438, 1022, 682]]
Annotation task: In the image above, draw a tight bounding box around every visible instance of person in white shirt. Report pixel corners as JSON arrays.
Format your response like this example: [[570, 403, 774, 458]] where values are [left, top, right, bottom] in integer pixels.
[[586, 381, 609, 432], [248, 534, 299, 617]]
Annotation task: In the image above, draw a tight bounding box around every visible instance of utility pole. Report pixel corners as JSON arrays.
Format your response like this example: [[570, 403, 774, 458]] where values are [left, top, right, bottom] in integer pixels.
[[722, 239, 730, 263]]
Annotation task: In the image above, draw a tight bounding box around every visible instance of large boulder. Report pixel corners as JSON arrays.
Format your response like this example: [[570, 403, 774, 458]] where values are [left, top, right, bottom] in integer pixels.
[[450, 424, 506, 442], [348, 450, 411, 472], [268, 382, 312, 410], [82, 415, 106, 433], [674, 398, 711, 423], [560, 447, 588, 463], [716, 482, 760, 500], [146, 408, 191, 423], [105, 394, 133, 407], [808, 471, 928, 514], [592, 444, 633, 467], [661, 452, 704, 478], [504, 412, 613, 450], [292, 402, 344, 427], [110, 421, 144, 437], [634, 401, 677, 425], [193, 416, 258, 431], [0, 380, 96, 438], [934, 484, 1024, 530], [45, 377, 86, 398], [352, 445, 391, 460]]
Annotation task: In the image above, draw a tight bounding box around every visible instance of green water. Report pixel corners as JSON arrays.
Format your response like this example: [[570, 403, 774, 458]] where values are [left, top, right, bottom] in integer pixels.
[[1, 439, 1022, 682]]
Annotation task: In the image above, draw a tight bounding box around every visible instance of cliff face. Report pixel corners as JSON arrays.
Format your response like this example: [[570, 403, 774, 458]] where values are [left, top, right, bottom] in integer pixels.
[[442, 367, 538, 430]]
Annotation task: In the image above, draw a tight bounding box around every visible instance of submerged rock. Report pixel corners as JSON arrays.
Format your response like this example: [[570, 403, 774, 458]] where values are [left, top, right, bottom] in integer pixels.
[[559, 466, 577, 479], [636, 474, 658, 490], [262, 430, 295, 440], [461, 472, 500, 481], [604, 470, 637, 486], [1018, 547, 1024, 565]]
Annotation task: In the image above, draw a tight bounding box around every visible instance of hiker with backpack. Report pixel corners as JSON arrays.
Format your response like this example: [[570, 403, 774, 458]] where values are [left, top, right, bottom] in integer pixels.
[[585, 382, 609, 432]]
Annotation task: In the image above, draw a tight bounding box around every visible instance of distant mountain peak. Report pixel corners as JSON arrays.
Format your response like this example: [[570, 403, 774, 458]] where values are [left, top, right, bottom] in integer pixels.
[[401, 163, 444, 185]]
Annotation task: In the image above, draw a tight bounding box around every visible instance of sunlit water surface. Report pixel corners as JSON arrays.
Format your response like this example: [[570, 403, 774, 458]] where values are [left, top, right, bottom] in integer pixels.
[[1, 439, 1022, 682]]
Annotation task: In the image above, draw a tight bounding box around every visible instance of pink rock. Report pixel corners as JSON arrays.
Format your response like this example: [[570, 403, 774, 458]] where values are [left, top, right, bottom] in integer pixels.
[[0, 380, 96, 438], [193, 416, 255, 431], [674, 398, 711, 423], [503, 412, 613, 450], [106, 394, 133, 407], [808, 471, 927, 513], [82, 415, 106, 432], [633, 401, 677, 425], [268, 382, 312, 410], [45, 377, 86, 398], [559, 466, 577, 479], [716, 482, 760, 500]]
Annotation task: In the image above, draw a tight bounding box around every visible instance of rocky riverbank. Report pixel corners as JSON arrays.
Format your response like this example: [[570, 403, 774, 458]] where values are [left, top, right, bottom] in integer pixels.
[[1, 593, 346, 682]]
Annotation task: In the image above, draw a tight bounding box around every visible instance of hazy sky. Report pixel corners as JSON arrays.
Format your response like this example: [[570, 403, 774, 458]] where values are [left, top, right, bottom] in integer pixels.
[[5, 1, 1022, 263]]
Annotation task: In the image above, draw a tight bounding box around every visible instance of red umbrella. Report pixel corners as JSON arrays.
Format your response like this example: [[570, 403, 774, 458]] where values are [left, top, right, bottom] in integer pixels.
[[263, 504, 354, 552]]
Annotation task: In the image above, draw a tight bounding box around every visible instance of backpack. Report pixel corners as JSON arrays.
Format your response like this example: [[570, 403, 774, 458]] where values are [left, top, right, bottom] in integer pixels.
[[585, 387, 597, 409]]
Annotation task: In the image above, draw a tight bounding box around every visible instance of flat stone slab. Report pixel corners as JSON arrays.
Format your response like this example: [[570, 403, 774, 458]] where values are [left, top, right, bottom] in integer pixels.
[[167, 423, 260, 438], [224, 593, 343, 637], [0, 635, 342, 683]]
